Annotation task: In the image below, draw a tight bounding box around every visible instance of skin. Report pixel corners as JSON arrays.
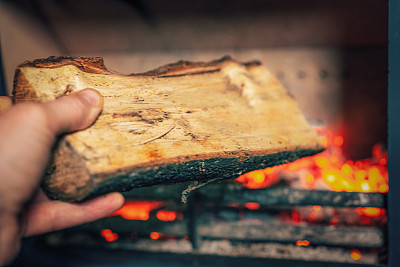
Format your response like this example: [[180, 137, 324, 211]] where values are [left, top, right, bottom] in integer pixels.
[[0, 89, 125, 265]]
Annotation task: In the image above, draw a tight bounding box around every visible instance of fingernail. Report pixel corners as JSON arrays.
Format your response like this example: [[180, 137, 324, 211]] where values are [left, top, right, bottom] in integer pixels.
[[76, 89, 102, 107]]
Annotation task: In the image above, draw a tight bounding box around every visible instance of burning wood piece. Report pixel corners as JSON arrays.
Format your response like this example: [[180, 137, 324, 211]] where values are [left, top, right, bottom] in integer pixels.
[[12, 56, 323, 202]]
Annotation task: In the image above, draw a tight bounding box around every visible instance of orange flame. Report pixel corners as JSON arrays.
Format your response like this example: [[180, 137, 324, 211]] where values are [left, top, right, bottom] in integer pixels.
[[236, 169, 280, 189], [245, 202, 260, 210], [356, 207, 386, 218], [109, 201, 163, 220], [150, 232, 161, 240], [236, 130, 388, 195], [296, 240, 310, 246], [156, 210, 178, 221], [350, 249, 362, 261], [101, 229, 118, 242], [236, 130, 387, 220]]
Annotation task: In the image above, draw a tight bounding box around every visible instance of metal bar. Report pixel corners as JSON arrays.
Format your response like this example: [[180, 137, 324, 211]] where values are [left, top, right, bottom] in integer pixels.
[[389, 1, 400, 267], [187, 192, 200, 249], [86, 217, 188, 236], [78, 215, 384, 248], [198, 220, 384, 248], [200, 185, 386, 208], [42, 233, 381, 265], [125, 183, 386, 208]]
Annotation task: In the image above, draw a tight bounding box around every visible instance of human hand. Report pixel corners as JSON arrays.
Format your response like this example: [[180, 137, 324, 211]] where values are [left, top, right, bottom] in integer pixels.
[[0, 89, 125, 265]]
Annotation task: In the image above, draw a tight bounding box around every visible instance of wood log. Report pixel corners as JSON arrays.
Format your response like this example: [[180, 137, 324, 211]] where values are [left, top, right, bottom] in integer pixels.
[[12, 56, 324, 202]]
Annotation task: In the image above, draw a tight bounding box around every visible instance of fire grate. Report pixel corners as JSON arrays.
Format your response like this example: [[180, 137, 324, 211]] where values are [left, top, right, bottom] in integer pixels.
[[37, 181, 387, 266]]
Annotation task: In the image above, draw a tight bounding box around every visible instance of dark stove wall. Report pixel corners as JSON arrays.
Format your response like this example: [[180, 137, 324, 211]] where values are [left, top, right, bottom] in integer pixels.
[[388, 1, 400, 266]]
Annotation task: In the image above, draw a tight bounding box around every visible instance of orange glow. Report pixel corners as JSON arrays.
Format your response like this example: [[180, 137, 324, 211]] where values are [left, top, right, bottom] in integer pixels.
[[236, 169, 280, 189], [101, 229, 118, 242], [109, 201, 163, 220], [245, 202, 260, 210], [150, 232, 160, 240], [356, 207, 386, 218], [296, 240, 310, 246], [236, 131, 388, 195], [321, 136, 328, 148], [379, 184, 389, 193], [156, 210, 177, 221], [350, 249, 362, 261], [333, 136, 344, 146]]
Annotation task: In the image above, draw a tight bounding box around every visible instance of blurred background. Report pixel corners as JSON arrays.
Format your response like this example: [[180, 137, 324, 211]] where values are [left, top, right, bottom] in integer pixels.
[[0, 0, 387, 159]]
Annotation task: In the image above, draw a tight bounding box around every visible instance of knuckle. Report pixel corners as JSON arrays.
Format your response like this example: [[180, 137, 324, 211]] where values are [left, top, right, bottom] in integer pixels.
[[15, 103, 48, 125]]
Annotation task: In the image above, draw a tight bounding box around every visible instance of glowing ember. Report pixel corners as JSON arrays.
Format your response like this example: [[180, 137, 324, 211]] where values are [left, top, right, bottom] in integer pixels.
[[245, 202, 261, 210], [156, 210, 178, 221], [101, 229, 118, 242], [333, 135, 344, 146], [350, 249, 362, 261], [236, 130, 388, 194], [356, 207, 386, 218], [296, 240, 310, 246], [150, 232, 161, 240], [109, 201, 163, 220], [236, 169, 280, 189]]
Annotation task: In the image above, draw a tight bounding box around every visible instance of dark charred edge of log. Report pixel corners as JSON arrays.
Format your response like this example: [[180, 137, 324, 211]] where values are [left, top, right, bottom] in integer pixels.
[[78, 148, 322, 203], [204, 187, 387, 208], [17, 56, 109, 75], [122, 182, 193, 201], [71, 215, 384, 248]]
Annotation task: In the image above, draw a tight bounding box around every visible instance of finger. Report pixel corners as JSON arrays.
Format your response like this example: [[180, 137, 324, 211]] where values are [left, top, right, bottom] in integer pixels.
[[43, 88, 103, 134], [22, 192, 125, 237], [30, 188, 51, 203], [0, 214, 20, 265], [0, 96, 12, 113]]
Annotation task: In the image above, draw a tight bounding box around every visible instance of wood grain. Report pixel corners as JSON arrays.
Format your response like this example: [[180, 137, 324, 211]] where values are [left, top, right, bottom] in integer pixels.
[[13, 56, 323, 202]]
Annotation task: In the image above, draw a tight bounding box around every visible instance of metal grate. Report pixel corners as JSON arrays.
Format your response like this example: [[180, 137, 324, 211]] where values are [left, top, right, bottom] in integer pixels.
[[38, 181, 387, 266]]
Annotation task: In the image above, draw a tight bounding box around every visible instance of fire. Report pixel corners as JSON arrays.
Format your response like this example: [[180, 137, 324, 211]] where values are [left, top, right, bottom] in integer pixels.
[[150, 232, 161, 240], [333, 135, 344, 146], [236, 130, 387, 222], [350, 249, 362, 261], [156, 210, 178, 221], [296, 240, 310, 246], [109, 201, 163, 220], [236, 169, 280, 189], [245, 202, 260, 210], [356, 207, 386, 218], [101, 229, 118, 242], [236, 130, 388, 195]]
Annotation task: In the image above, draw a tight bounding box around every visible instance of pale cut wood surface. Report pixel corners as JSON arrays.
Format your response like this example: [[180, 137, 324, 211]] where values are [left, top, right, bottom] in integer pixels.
[[13, 56, 323, 202]]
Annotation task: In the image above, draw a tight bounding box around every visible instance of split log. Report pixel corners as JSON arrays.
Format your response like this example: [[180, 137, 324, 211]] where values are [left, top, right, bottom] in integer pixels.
[[12, 56, 324, 202]]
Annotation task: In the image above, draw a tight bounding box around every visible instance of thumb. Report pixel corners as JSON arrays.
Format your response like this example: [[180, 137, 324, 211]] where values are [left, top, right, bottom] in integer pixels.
[[44, 88, 103, 134]]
